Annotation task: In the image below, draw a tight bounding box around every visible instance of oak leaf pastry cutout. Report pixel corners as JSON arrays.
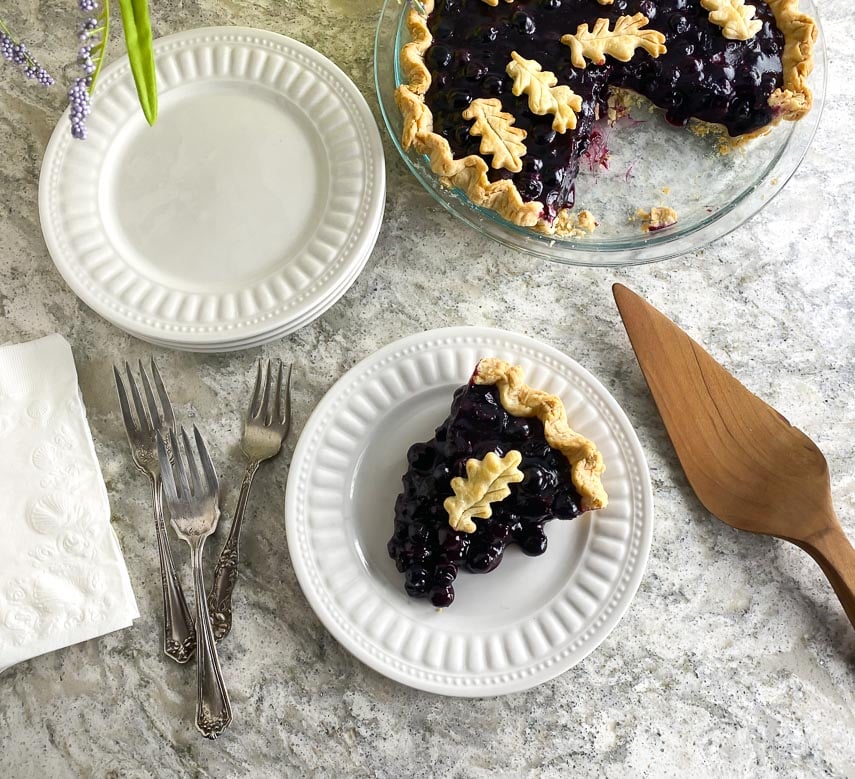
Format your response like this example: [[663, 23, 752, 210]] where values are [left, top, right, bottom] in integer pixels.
[[480, 0, 515, 6], [462, 98, 527, 173], [506, 52, 583, 133], [701, 0, 763, 40], [561, 13, 667, 68], [444, 450, 525, 534]]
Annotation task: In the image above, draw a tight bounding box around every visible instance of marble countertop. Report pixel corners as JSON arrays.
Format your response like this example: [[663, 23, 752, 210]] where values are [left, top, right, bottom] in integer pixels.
[[1, 0, 854, 776]]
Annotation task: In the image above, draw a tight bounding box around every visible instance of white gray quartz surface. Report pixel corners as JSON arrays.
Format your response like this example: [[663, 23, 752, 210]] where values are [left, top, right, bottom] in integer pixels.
[[1, 0, 854, 776]]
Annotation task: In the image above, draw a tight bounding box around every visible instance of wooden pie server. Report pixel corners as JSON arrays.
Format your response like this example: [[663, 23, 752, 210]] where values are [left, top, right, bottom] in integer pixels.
[[613, 283, 855, 630]]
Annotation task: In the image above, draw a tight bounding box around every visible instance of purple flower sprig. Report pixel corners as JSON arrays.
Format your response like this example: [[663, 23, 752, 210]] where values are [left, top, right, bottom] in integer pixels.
[[0, 17, 55, 86], [69, 0, 110, 140], [68, 77, 91, 139]]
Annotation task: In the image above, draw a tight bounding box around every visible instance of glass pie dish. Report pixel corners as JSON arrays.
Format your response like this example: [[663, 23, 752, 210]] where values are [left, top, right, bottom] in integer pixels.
[[374, 0, 826, 267]]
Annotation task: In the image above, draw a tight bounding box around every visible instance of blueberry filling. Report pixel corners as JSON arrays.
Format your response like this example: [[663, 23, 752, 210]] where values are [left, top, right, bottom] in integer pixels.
[[422, 0, 784, 222], [387, 381, 583, 608]]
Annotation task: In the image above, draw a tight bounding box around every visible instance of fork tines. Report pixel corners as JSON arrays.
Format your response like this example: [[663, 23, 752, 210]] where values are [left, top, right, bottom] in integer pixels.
[[158, 426, 220, 509], [249, 359, 292, 427], [114, 359, 176, 437]]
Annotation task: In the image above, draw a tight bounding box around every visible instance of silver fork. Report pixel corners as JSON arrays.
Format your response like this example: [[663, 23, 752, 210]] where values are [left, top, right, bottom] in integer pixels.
[[114, 360, 196, 664], [208, 359, 292, 641], [157, 426, 232, 740]]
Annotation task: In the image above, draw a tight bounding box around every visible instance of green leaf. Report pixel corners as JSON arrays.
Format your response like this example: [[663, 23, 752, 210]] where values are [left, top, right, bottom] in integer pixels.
[[118, 0, 157, 125], [88, 0, 110, 95]]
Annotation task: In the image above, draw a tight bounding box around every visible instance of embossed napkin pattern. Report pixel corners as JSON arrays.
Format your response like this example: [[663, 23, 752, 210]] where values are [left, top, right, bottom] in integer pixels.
[[0, 334, 138, 672]]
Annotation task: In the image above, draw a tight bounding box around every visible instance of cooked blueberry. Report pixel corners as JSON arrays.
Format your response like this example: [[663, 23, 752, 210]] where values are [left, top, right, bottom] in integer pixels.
[[517, 175, 544, 200], [427, 45, 453, 70], [638, 0, 657, 19], [408, 523, 431, 543], [519, 530, 548, 557], [512, 11, 536, 35], [481, 74, 505, 96], [449, 90, 473, 110], [405, 567, 431, 596], [434, 564, 457, 587], [433, 18, 455, 41], [463, 61, 488, 81], [408, 443, 435, 472], [669, 14, 690, 34], [505, 416, 532, 440], [467, 543, 504, 573], [431, 586, 455, 608]]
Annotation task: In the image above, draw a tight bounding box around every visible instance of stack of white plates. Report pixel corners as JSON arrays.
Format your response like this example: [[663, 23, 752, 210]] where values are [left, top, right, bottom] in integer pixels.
[[39, 27, 385, 352]]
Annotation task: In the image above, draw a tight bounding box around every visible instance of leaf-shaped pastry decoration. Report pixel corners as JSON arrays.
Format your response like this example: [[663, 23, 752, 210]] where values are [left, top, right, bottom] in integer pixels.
[[700, 0, 763, 40], [506, 52, 583, 133], [480, 0, 515, 6], [444, 450, 525, 534], [560, 13, 667, 69], [462, 98, 528, 173]]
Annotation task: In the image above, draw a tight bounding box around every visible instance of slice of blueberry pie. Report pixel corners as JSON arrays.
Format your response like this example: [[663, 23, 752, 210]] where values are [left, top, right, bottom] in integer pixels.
[[395, 0, 817, 234], [387, 358, 607, 607]]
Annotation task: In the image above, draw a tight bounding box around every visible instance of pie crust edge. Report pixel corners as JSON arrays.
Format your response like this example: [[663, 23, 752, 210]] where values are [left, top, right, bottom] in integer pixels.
[[395, 0, 817, 231], [473, 357, 609, 512]]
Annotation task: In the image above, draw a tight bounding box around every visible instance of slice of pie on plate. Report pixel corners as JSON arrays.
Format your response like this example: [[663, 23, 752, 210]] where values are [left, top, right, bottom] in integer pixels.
[[395, 0, 817, 235], [387, 358, 607, 607]]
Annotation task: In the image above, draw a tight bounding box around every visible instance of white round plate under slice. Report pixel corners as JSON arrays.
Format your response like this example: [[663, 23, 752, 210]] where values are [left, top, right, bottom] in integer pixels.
[[39, 27, 385, 350], [285, 327, 653, 697]]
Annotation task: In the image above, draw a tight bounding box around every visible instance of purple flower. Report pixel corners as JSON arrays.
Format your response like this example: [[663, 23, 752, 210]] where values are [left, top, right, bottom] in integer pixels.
[[78, 17, 98, 41], [68, 1, 105, 140], [68, 77, 91, 140], [0, 25, 55, 86]]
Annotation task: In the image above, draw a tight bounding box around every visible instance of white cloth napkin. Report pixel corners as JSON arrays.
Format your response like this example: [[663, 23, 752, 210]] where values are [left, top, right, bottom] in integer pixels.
[[0, 334, 138, 673]]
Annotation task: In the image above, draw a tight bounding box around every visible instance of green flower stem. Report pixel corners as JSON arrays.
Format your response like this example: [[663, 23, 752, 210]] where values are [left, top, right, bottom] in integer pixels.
[[88, 0, 110, 95], [118, 0, 157, 125], [0, 16, 42, 70]]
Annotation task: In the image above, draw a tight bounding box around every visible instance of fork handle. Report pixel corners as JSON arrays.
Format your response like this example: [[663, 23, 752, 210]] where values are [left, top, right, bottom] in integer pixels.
[[208, 460, 261, 642], [798, 520, 855, 631], [152, 477, 196, 663], [191, 539, 232, 739]]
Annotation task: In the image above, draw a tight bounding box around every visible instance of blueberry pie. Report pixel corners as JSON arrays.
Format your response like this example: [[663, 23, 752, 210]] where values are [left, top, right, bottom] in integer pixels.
[[387, 358, 607, 607], [395, 0, 817, 234]]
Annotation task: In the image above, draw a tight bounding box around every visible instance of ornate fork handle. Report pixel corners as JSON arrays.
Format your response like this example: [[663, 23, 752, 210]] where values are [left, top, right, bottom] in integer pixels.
[[208, 460, 261, 642], [151, 476, 196, 663], [191, 539, 232, 739]]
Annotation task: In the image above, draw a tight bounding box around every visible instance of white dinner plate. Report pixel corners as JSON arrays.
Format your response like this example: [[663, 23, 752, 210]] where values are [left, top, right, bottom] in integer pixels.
[[285, 327, 653, 696], [39, 27, 385, 350], [140, 242, 369, 352]]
